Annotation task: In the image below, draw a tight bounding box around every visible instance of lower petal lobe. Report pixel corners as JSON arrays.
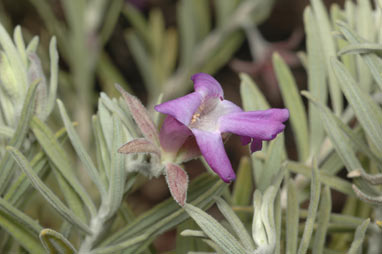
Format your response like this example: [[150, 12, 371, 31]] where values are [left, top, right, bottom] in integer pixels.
[[191, 129, 235, 183], [159, 116, 192, 153]]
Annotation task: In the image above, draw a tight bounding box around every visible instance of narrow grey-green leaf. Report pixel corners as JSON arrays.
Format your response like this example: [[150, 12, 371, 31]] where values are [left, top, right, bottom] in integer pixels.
[[239, 73, 268, 187], [26, 36, 39, 54], [338, 43, 382, 55], [5, 126, 69, 205], [7, 146, 91, 234], [304, 7, 327, 156], [13, 26, 27, 65], [310, 0, 342, 115], [184, 203, 247, 254], [273, 53, 309, 161], [98, 174, 225, 248], [297, 162, 321, 254], [239, 73, 270, 110], [302, 91, 379, 197], [31, 117, 97, 217], [215, 197, 255, 250], [0, 210, 45, 254], [337, 21, 382, 92], [0, 22, 28, 92], [259, 134, 285, 191], [46, 37, 58, 117], [40, 228, 77, 254], [0, 197, 42, 236], [125, 31, 156, 94], [0, 80, 39, 194], [286, 179, 299, 254], [0, 126, 14, 138], [107, 115, 126, 217], [122, 3, 150, 45], [312, 186, 331, 254], [177, 0, 196, 69], [286, 161, 353, 196], [331, 57, 382, 153], [57, 100, 106, 198], [232, 157, 253, 208], [347, 219, 370, 254]]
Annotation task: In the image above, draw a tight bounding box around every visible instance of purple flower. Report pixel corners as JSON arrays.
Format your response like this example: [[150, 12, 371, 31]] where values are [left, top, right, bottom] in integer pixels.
[[155, 73, 289, 183]]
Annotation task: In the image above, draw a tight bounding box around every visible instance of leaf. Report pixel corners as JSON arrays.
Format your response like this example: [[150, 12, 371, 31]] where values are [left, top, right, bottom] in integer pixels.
[[286, 161, 353, 196], [115, 84, 159, 145], [92, 115, 110, 184], [165, 163, 189, 207], [232, 156, 253, 207], [252, 190, 267, 248], [0, 210, 45, 254], [184, 203, 247, 254], [176, 219, 209, 254], [304, 7, 327, 156], [330, 57, 382, 153], [106, 115, 126, 218], [123, 3, 150, 46], [100, 0, 124, 45], [5, 126, 69, 205], [13, 26, 27, 65], [7, 146, 92, 235], [297, 161, 321, 254], [310, 0, 343, 115], [0, 80, 39, 194], [0, 22, 28, 92], [0, 126, 14, 138], [0, 197, 42, 236], [40, 228, 77, 254], [30, 116, 97, 217], [347, 219, 370, 254], [26, 36, 39, 54], [239, 73, 268, 187], [118, 138, 161, 157], [302, 91, 379, 196], [337, 21, 382, 93], [258, 134, 285, 191], [177, 0, 197, 69], [273, 53, 309, 161], [46, 36, 59, 118], [312, 186, 331, 254], [125, 31, 156, 94], [239, 73, 269, 110], [57, 100, 106, 198], [338, 43, 382, 55], [215, 197, 255, 250], [286, 179, 299, 254], [97, 174, 226, 250]]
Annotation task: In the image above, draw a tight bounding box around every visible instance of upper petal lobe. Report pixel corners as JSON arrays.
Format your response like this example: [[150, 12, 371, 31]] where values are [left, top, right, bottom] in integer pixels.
[[154, 92, 202, 125], [192, 73, 224, 99]]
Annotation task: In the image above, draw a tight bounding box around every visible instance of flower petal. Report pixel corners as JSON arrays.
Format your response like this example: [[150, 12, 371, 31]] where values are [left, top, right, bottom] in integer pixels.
[[240, 136, 251, 145], [228, 109, 289, 122], [250, 139, 263, 153], [159, 116, 192, 153], [219, 112, 286, 141], [191, 129, 235, 182], [154, 92, 202, 125], [192, 73, 224, 99]]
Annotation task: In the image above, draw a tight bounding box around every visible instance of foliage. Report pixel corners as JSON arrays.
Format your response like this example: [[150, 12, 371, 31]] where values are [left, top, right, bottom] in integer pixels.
[[0, 0, 381, 253]]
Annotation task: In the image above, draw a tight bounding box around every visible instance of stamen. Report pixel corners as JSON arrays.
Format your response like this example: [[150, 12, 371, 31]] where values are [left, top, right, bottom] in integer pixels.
[[190, 113, 200, 124]]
